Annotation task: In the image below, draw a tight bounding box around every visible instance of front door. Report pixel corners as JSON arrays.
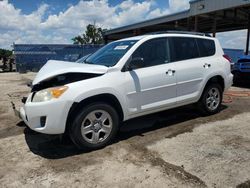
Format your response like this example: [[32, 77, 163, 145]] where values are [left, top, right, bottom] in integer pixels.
[[123, 37, 177, 114]]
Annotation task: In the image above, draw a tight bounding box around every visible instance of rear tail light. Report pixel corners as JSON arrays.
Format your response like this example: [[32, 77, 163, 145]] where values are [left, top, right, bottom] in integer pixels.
[[223, 54, 234, 71], [223, 54, 232, 63]]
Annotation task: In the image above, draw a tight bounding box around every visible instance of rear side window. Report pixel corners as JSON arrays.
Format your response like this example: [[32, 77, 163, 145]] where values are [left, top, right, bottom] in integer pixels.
[[197, 38, 216, 57], [169, 37, 199, 62]]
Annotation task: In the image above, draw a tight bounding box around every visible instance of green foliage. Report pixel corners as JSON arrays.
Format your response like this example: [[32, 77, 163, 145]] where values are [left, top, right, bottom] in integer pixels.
[[72, 24, 106, 45], [0, 48, 12, 57]]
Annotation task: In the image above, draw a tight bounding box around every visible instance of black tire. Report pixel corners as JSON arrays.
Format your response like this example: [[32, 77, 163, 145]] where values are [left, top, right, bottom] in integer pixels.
[[197, 83, 223, 116], [69, 103, 119, 150], [233, 72, 241, 86]]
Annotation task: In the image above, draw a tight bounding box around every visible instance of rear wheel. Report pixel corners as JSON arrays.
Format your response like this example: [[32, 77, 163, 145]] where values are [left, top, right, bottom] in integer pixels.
[[69, 103, 119, 150], [197, 84, 222, 115]]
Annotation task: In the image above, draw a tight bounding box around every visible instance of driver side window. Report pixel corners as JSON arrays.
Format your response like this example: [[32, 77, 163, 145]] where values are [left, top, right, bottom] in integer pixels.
[[131, 38, 170, 69]]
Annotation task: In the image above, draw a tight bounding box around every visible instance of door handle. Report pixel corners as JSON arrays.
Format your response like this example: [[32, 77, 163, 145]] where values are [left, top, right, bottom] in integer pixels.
[[203, 63, 211, 68], [166, 69, 176, 76]]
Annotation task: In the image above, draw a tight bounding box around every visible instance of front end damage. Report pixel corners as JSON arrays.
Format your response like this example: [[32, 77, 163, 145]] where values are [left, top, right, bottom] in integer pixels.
[[13, 60, 108, 134]]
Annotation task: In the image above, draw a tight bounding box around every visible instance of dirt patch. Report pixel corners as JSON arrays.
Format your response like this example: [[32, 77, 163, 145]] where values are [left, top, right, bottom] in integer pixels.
[[148, 113, 250, 188]]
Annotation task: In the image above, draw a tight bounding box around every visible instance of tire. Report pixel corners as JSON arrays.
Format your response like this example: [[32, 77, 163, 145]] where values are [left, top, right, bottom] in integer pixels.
[[197, 83, 222, 115], [232, 72, 241, 86], [69, 103, 119, 150]]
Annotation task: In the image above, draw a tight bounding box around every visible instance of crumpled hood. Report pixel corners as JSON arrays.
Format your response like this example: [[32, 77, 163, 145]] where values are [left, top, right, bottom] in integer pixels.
[[32, 60, 108, 85]]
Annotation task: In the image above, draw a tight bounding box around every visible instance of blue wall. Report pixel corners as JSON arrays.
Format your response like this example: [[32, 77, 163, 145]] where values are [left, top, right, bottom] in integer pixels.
[[14, 44, 103, 72]]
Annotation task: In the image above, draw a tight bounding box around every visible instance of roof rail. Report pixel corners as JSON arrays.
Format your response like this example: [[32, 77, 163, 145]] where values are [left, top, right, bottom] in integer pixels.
[[147, 30, 211, 37]]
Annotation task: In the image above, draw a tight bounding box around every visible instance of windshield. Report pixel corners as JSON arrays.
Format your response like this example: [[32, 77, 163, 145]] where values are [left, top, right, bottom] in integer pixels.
[[84, 40, 138, 67]]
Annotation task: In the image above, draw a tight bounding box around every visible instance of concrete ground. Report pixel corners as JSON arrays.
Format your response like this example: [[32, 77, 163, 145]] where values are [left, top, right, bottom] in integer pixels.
[[0, 72, 250, 188]]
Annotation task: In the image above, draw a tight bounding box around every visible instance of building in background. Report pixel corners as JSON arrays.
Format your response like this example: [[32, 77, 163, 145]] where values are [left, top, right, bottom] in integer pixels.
[[104, 0, 250, 55]]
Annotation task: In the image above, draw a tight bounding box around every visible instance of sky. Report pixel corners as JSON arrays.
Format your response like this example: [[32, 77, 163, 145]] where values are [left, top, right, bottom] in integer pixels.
[[0, 0, 247, 50]]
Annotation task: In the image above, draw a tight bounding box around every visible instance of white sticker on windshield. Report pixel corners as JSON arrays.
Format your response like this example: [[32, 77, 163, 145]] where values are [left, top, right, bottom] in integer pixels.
[[114, 45, 129, 50]]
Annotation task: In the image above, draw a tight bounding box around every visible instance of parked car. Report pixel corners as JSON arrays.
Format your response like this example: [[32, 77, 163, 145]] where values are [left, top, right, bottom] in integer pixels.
[[19, 32, 233, 150], [232, 55, 250, 84]]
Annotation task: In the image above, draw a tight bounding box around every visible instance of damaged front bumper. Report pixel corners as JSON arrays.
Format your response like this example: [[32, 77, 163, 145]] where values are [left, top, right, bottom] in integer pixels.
[[11, 96, 28, 119], [15, 93, 72, 134], [11, 101, 21, 119]]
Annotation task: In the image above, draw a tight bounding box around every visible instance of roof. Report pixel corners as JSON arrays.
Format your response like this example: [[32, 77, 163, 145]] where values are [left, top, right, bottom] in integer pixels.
[[117, 33, 214, 44], [104, 10, 189, 36], [118, 35, 149, 41]]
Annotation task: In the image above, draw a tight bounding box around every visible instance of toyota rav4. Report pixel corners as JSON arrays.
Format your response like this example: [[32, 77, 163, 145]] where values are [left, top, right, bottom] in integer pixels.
[[20, 32, 233, 150]]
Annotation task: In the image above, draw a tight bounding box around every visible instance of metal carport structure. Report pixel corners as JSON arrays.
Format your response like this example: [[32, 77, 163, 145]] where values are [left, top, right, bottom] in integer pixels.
[[104, 0, 250, 54]]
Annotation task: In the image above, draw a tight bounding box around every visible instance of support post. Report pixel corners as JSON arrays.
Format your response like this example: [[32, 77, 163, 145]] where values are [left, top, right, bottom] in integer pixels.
[[246, 28, 250, 55], [246, 15, 250, 55], [133, 30, 137, 36], [195, 16, 198, 32], [104, 36, 108, 44], [212, 18, 217, 37], [175, 21, 179, 29], [187, 17, 191, 31]]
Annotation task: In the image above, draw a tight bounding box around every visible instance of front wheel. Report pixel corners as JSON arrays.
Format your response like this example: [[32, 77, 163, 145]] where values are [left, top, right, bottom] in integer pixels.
[[197, 84, 223, 115], [69, 103, 119, 150]]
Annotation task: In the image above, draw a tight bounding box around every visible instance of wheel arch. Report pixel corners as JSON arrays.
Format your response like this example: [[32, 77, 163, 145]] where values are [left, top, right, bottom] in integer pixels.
[[65, 93, 124, 133], [205, 75, 225, 91], [199, 75, 225, 101]]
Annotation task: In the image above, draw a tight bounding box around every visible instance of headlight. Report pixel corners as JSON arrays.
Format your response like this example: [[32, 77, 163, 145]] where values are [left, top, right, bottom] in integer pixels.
[[32, 86, 68, 102]]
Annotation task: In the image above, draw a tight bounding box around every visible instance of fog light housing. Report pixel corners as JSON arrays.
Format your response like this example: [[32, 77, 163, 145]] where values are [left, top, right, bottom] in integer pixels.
[[40, 116, 46, 127]]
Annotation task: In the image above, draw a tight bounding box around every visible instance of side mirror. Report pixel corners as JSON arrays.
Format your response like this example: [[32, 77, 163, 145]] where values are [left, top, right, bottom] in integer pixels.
[[127, 57, 144, 71]]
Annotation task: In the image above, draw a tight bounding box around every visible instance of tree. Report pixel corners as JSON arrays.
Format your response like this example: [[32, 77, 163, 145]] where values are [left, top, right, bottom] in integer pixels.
[[0, 48, 12, 57], [72, 24, 106, 45]]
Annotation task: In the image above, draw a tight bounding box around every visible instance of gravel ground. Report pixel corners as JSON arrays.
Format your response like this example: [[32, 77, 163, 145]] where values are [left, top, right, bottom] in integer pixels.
[[0, 72, 250, 188]]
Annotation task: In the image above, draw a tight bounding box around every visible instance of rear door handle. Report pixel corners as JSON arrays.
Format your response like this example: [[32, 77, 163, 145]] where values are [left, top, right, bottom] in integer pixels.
[[166, 69, 176, 76], [203, 63, 211, 68]]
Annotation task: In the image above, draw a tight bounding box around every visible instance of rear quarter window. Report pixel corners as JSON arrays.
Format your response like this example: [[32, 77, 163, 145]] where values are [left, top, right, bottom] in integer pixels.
[[196, 38, 216, 57]]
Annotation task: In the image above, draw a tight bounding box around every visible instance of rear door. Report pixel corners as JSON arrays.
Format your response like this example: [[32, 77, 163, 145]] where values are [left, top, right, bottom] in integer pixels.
[[169, 37, 214, 103]]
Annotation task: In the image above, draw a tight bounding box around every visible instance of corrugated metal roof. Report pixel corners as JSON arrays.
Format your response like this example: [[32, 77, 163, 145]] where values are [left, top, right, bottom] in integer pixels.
[[104, 0, 250, 36], [104, 10, 189, 35]]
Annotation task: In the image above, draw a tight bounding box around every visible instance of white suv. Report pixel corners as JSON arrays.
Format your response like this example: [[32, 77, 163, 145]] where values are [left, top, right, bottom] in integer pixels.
[[20, 32, 233, 150]]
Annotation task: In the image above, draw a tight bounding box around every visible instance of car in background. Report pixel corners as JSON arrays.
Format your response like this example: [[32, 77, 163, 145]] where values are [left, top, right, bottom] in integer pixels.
[[232, 55, 250, 84]]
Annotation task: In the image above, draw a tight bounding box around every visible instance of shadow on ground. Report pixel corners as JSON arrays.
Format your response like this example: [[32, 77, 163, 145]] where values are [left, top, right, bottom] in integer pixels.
[[23, 105, 228, 159]]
